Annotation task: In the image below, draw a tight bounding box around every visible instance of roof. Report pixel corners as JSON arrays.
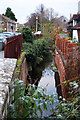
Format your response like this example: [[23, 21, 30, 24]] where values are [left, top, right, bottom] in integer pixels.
[[0, 14, 16, 24], [73, 14, 80, 20], [68, 14, 80, 23]]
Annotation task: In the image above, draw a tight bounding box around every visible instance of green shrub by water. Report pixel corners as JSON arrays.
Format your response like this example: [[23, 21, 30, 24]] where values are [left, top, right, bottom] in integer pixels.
[[22, 38, 51, 65]]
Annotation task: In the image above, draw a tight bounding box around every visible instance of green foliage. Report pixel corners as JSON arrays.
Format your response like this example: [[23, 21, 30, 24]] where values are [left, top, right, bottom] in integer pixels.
[[22, 38, 50, 65], [7, 79, 57, 119], [21, 27, 33, 43], [69, 30, 72, 38], [43, 23, 56, 41], [0, 30, 5, 33], [59, 26, 63, 33], [15, 52, 26, 78], [5, 7, 17, 21], [7, 79, 80, 119]]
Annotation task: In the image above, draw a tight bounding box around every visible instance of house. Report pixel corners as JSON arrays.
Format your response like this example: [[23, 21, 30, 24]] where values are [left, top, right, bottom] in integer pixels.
[[16, 22, 23, 32], [67, 1, 80, 43], [0, 14, 16, 32]]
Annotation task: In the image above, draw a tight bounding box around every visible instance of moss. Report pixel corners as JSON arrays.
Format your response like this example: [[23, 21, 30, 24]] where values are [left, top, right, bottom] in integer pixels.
[[15, 52, 26, 78]]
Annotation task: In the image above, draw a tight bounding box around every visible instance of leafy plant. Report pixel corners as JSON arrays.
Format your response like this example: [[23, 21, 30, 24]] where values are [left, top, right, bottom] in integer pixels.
[[7, 79, 58, 119], [22, 38, 51, 65], [7, 79, 80, 119], [21, 26, 33, 43]]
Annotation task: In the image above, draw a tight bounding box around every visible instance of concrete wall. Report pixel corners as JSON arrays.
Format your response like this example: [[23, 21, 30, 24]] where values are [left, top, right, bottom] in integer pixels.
[[0, 53, 28, 119], [0, 58, 17, 119]]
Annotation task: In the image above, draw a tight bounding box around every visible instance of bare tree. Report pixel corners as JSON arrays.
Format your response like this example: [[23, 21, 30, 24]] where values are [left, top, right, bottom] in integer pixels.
[[25, 4, 68, 32]]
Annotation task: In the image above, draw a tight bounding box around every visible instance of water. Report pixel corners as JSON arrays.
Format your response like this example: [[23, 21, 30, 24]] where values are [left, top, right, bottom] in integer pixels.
[[37, 65, 58, 117], [28, 54, 60, 96], [38, 65, 57, 95], [28, 55, 60, 118]]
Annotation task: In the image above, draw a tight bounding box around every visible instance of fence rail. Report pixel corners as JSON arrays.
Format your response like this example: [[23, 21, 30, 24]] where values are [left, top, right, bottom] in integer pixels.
[[56, 35, 78, 58], [4, 34, 23, 59]]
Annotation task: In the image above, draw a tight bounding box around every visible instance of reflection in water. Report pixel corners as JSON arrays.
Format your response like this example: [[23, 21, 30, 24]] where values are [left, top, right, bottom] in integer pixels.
[[55, 72, 62, 98], [37, 65, 59, 117], [27, 54, 62, 97], [27, 54, 62, 117], [38, 67, 57, 95]]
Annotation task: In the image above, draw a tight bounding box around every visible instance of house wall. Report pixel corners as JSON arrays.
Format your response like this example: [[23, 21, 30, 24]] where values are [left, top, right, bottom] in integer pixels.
[[72, 30, 78, 42], [0, 14, 16, 32], [78, 30, 80, 42]]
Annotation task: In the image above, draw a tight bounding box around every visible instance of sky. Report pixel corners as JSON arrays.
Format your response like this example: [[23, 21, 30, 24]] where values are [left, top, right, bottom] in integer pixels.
[[0, 0, 80, 24]]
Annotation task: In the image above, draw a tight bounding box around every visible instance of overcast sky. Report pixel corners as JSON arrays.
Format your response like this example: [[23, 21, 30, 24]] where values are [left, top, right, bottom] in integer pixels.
[[0, 0, 80, 24]]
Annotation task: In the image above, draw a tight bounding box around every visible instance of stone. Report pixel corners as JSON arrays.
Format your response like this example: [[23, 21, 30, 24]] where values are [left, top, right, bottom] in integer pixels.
[[0, 58, 17, 119]]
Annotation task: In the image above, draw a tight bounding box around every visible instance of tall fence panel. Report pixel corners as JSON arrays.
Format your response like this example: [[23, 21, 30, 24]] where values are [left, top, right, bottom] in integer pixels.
[[4, 34, 23, 59], [56, 35, 78, 58]]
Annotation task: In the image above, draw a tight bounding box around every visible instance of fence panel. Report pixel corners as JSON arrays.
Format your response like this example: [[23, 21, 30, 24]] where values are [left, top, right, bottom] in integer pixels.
[[4, 34, 23, 59]]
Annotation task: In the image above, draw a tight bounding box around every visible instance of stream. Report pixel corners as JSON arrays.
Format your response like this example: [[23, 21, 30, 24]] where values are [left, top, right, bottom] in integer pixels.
[[28, 54, 62, 117], [38, 63, 57, 95]]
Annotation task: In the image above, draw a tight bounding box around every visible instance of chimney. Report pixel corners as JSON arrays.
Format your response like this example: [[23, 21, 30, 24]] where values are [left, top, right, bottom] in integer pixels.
[[78, 1, 80, 14]]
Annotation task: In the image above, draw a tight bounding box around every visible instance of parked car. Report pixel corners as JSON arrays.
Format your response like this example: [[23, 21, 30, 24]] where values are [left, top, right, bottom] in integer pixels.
[[0, 37, 6, 50], [13, 32, 21, 35], [3, 32, 15, 37], [0, 40, 3, 51], [0, 33, 10, 38]]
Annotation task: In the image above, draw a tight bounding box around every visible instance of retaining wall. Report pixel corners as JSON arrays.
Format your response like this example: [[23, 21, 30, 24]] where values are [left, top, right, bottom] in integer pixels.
[[15, 53, 28, 84], [0, 53, 28, 119], [0, 58, 17, 119], [55, 36, 80, 98]]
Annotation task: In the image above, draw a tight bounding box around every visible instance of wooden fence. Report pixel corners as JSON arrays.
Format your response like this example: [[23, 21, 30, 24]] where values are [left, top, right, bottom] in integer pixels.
[[4, 34, 23, 59], [56, 35, 78, 58]]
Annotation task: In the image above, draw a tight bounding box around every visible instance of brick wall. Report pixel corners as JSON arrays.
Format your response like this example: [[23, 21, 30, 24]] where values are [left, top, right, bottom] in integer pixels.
[[55, 36, 80, 98], [15, 53, 28, 84]]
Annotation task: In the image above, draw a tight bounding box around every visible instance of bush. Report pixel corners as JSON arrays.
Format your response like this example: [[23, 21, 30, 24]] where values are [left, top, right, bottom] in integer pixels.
[[21, 26, 33, 43], [0, 30, 5, 33], [7, 79, 80, 119], [22, 38, 50, 65]]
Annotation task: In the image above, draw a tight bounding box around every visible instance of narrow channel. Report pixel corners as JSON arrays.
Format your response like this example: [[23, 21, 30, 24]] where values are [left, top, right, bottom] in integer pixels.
[[28, 54, 62, 117], [38, 62, 57, 95]]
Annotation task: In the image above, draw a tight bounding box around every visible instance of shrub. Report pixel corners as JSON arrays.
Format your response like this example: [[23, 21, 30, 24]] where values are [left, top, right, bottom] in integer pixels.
[[0, 30, 5, 33], [21, 26, 33, 43], [7, 79, 80, 119], [22, 38, 50, 65]]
